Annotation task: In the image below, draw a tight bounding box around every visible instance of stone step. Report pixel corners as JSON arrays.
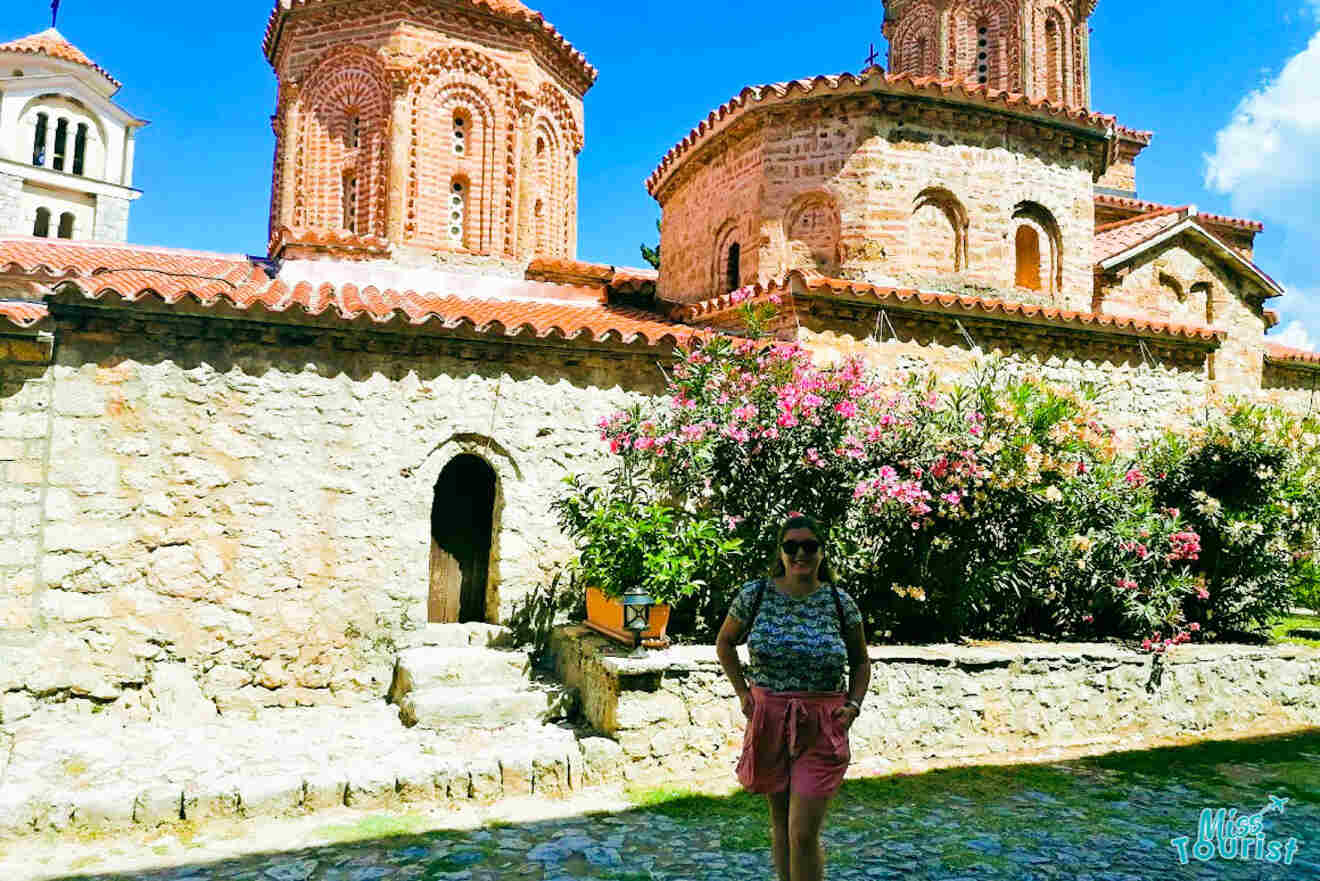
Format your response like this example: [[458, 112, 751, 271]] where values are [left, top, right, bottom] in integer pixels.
[[389, 646, 531, 703], [415, 622, 514, 648], [399, 685, 567, 730]]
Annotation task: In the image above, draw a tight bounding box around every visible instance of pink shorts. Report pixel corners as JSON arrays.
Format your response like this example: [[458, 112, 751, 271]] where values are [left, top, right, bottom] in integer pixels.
[[736, 686, 850, 798]]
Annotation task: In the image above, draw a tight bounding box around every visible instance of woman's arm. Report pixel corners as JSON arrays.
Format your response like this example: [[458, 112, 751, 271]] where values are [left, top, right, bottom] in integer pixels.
[[845, 620, 871, 707], [716, 614, 754, 717]]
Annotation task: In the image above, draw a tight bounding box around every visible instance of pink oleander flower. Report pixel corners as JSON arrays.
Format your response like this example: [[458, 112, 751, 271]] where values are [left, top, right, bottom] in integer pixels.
[[768, 292, 783, 305], [732, 404, 757, 421], [1141, 638, 1152, 650], [1082, 614, 1094, 623], [1196, 587, 1210, 600], [1116, 578, 1139, 591], [1124, 468, 1147, 487], [634, 436, 656, 451], [1188, 622, 1201, 632], [941, 491, 963, 506], [835, 400, 859, 419], [1167, 531, 1201, 562]]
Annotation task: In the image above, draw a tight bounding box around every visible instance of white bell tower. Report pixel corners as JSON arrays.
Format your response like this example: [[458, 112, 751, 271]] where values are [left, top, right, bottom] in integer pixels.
[[0, 28, 146, 242]]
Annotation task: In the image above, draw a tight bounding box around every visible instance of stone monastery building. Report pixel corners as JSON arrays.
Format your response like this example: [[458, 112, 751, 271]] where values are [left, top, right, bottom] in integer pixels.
[[0, 1, 1317, 714]]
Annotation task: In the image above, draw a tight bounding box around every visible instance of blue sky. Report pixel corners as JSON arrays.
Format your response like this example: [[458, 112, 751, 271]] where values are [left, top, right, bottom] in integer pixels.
[[12, 1, 1320, 347]]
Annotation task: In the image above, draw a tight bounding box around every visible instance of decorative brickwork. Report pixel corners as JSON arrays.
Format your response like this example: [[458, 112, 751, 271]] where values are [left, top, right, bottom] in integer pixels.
[[265, 1, 588, 262], [884, 0, 1088, 108]]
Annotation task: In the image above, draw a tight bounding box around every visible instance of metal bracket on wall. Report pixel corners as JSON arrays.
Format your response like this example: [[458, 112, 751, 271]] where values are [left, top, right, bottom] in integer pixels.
[[871, 309, 899, 344], [954, 319, 978, 352]]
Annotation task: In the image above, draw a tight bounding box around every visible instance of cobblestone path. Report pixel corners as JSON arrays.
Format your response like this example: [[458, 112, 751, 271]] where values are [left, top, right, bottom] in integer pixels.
[[12, 730, 1319, 881]]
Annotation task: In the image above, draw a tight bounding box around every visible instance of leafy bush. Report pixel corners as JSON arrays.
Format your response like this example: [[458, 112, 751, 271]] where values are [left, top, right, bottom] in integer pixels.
[[556, 299, 1313, 649]]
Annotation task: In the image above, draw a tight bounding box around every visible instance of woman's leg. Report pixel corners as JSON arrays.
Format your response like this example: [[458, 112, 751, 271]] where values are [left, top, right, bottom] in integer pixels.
[[787, 792, 834, 881], [767, 790, 791, 881]]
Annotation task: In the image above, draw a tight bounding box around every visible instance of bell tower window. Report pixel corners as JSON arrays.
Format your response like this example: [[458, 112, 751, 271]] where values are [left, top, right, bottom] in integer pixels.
[[449, 178, 467, 247], [453, 114, 467, 156], [32, 113, 48, 166], [53, 118, 68, 171], [33, 207, 50, 238], [977, 25, 989, 85], [57, 212, 74, 240], [73, 123, 88, 176], [342, 173, 358, 233], [347, 114, 360, 149], [726, 242, 741, 293]]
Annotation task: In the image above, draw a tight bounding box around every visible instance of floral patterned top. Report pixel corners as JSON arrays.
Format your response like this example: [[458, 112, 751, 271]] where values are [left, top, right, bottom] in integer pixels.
[[729, 578, 863, 694]]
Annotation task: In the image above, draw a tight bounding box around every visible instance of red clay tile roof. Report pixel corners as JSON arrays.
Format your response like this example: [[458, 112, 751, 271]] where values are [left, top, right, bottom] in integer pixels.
[[0, 28, 120, 90], [647, 70, 1116, 197], [0, 237, 697, 348], [1115, 125, 1153, 145], [1094, 194, 1262, 233], [680, 270, 1225, 344], [1091, 213, 1283, 297], [1265, 344, 1320, 366], [0, 301, 50, 330], [525, 257, 614, 285], [1093, 208, 1188, 262], [263, 0, 596, 87]]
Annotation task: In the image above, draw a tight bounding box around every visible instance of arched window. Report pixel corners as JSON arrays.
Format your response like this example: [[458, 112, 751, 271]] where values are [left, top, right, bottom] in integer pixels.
[[1015, 226, 1041, 290], [726, 242, 741, 293], [342, 173, 358, 233], [453, 112, 467, 156], [1045, 20, 1061, 103], [1010, 201, 1063, 295], [909, 187, 969, 274], [449, 178, 467, 247], [1193, 282, 1214, 324], [57, 212, 74, 240], [347, 114, 360, 149], [32, 113, 47, 166], [33, 207, 50, 238], [53, 118, 68, 171], [976, 23, 990, 85], [72, 123, 88, 176]]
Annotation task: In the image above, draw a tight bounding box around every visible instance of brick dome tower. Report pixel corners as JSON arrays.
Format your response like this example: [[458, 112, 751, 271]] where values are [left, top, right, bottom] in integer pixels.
[[882, 0, 1095, 108], [263, 0, 595, 263]]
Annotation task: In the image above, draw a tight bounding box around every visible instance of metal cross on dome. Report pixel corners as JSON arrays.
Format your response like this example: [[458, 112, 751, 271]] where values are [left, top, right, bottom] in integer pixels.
[[51, 0, 61, 28], [864, 43, 880, 69]]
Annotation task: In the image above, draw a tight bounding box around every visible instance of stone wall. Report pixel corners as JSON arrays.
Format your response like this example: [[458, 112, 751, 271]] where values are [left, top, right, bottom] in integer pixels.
[[92, 193, 130, 243], [550, 626, 1320, 782], [0, 306, 658, 720], [0, 337, 52, 636], [0, 172, 22, 236], [1262, 361, 1320, 413], [657, 93, 1099, 310]]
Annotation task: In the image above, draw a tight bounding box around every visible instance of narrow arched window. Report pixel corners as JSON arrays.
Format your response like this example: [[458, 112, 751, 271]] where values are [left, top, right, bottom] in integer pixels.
[[534, 199, 546, 254], [57, 212, 74, 239], [347, 114, 360, 149], [33, 207, 50, 238], [342, 173, 358, 233], [449, 179, 466, 247], [453, 113, 467, 156], [32, 113, 48, 166], [53, 118, 68, 171], [73, 123, 88, 176], [726, 243, 741, 292], [1193, 282, 1214, 324], [1015, 226, 1042, 290], [976, 24, 990, 85]]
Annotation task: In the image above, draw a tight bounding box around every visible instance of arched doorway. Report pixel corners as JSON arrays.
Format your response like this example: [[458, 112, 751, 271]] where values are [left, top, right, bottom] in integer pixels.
[[429, 454, 496, 623]]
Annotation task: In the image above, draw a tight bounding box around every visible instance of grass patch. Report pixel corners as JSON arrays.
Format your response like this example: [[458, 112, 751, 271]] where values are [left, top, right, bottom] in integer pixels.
[[1269, 613, 1320, 648], [624, 785, 770, 852], [312, 813, 437, 845]]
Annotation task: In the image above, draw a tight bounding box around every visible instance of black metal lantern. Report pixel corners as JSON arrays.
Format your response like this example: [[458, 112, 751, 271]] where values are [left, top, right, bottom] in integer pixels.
[[621, 586, 654, 655]]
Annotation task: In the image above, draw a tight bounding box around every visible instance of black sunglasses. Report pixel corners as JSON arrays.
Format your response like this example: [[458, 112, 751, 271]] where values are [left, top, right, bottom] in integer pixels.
[[781, 539, 821, 556]]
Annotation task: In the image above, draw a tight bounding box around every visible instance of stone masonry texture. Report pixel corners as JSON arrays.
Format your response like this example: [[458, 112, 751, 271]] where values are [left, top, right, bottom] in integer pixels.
[[0, 309, 655, 719]]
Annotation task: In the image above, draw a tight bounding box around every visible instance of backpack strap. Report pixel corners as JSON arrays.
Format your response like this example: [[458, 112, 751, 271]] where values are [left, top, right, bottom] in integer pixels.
[[744, 577, 768, 636], [831, 583, 846, 639]]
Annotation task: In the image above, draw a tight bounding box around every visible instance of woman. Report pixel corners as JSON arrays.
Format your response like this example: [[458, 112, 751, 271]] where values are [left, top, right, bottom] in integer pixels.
[[715, 513, 871, 881]]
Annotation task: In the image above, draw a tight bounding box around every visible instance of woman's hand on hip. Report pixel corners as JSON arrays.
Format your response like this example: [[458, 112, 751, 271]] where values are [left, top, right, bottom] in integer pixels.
[[832, 703, 860, 730], [739, 690, 754, 719]]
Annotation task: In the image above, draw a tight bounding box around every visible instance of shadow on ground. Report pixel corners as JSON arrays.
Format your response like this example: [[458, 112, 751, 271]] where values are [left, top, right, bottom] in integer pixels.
[[41, 729, 1320, 881]]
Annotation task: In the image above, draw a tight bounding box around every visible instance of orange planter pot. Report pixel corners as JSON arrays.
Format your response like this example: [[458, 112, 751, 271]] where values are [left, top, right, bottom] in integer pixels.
[[584, 586, 672, 648]]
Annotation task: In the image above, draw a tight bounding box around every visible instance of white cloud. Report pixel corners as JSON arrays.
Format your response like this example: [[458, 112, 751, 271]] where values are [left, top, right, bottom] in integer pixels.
[[1272, 320, 1316, 351], [1204, 30, 1320, 228]]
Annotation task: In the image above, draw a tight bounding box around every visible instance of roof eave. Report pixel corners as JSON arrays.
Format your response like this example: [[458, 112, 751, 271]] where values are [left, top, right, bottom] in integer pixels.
[[1097, 219, 1284, 298]]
